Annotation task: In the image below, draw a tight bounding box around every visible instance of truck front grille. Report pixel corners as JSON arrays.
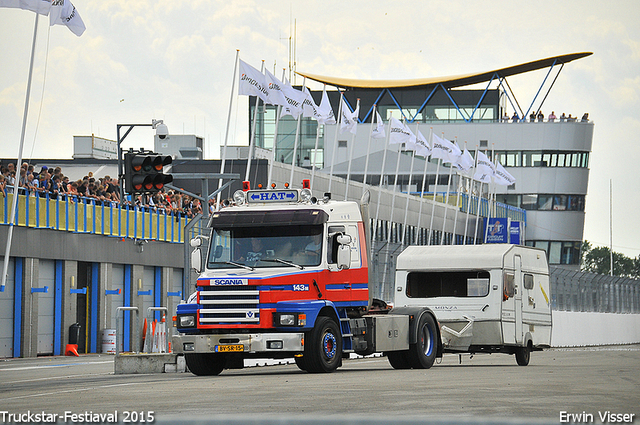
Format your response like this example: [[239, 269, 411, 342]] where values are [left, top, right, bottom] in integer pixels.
[[198, 286, 260, 324]]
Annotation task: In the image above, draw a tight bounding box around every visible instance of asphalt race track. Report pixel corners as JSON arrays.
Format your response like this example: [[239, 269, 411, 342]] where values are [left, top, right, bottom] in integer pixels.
[[0, 346, 638, 425]]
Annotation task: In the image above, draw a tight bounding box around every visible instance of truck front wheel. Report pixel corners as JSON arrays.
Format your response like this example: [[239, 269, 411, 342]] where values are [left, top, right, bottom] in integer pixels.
[[304, 316, 342, 373], [515, 342, 531, 366], [185, 353, 225, 376], [408, 313, 437, 369]]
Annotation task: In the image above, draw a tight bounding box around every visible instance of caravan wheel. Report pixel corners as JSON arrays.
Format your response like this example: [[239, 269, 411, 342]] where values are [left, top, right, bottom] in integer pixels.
[[515, 342, 531, 366]]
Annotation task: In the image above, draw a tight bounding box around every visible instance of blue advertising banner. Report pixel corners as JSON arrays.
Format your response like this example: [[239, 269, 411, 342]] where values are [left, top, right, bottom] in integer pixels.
[[485, 218, 508, 243], [510, 221, 524, 245]]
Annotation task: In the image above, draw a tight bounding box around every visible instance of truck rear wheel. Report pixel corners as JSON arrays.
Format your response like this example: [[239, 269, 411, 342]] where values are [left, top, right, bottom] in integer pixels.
[[408, 313, 437, 369], [386, 351, 411, 369], [304, 316, 342, 373], [185, 353, 225, 376]]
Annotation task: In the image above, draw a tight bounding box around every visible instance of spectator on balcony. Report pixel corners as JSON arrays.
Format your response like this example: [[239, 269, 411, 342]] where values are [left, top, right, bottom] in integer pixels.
[[548, 111, 557, 122], [0, 174, 6, 197], [529, 111, 536, 122], [537, 110, 544, 122], [581, 112, 589, 122], [511, 112, 519, 122], [559, 112, 567, 122]]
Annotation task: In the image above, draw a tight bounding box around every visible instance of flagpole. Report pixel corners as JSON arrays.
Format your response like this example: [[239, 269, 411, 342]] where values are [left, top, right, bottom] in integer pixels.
[[361, 105, 377, 197], [288, 77, 307, 185], [483, 146, 496, 244], [414, 128, 432, 245], [1, 12, 39, 291], [310, 84, 327, 190], [428, 157, 441, 245], [344, 99, 360, 200], [373, 114, 391, 255], [474, 149, 488, 244], [328, 91, 344, 194], [244, 60, 265, 183], [451, 141, 467, 244], [400, 124, 419, 247], [439, 137, 455, 245], [267, 69, 287, 186], [216, 50, 240, 208], [463, 144, 479, 244]]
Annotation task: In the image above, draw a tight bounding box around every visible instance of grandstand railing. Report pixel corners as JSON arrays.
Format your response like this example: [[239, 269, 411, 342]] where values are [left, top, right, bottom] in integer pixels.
[[0, 189, 191, 243]]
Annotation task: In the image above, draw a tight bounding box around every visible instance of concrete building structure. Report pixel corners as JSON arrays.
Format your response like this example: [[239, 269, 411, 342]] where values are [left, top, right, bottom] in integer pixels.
[[250, 52, 594, 268]]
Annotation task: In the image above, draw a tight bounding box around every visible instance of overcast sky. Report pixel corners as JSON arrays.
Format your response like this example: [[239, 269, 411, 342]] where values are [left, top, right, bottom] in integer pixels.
[[1, 0, 639, 257]]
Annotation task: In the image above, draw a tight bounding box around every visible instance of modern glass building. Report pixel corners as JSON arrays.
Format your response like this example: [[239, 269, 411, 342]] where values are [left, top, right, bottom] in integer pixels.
[[249, 52, 594, 268]]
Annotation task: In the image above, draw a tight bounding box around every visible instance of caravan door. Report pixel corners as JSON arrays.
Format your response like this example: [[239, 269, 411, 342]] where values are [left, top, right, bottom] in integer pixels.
[[501, 255, 523, 345], [514, 255, 523, 345]]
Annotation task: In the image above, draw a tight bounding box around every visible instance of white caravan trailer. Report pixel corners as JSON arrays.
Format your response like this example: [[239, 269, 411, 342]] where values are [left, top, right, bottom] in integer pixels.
[[393, 244, 552, 365]]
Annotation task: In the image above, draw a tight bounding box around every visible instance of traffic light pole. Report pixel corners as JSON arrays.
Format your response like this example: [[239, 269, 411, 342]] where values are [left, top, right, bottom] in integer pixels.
[[117, 123, 153, 202]]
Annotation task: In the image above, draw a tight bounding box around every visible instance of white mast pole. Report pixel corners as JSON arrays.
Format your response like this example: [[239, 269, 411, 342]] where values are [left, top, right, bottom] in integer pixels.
[[288, 77, 307, 185], [216, 50, 239, 209], [327, 91, 344, 194], [244, 60, 265, 183], [414, 128, 433, 245], [2, 13, 39, 291], [344, 98, 360, 200]]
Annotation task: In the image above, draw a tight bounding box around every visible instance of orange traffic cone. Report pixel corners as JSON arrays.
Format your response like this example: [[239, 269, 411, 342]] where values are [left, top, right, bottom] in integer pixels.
[[65, 344, 80, 356]]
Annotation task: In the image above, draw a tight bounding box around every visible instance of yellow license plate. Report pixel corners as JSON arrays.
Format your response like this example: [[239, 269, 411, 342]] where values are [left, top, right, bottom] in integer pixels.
[[215, 344, 244, 353]]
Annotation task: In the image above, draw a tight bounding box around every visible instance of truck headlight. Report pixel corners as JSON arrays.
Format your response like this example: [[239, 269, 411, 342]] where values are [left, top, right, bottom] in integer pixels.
[[279, 314, 296, 326], [179, 315, 195, 327], [276, 313, 306, 327]]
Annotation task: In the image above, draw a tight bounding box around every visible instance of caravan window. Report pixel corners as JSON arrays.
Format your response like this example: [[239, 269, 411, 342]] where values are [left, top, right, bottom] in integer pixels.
[[406, 271, 490, 298], [503, 273, 515, 299], [524, 274, 534, 290]]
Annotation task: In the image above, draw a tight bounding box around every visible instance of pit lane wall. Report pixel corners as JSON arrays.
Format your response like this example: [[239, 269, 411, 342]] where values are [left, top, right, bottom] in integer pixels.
[[551, 311, 640, 347]]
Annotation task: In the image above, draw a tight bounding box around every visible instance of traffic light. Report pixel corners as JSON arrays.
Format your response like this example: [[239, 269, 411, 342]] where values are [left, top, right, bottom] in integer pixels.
[[124, 151, 173, 194]]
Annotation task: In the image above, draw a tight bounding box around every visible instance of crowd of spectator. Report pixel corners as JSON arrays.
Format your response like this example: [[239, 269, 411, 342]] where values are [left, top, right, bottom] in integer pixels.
[[0, 162, 216, 219], [502, 110, 589, 123]]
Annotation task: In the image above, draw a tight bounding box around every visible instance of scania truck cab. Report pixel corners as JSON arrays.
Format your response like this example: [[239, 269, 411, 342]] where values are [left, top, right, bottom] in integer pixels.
[[173, 183, 442, 375]]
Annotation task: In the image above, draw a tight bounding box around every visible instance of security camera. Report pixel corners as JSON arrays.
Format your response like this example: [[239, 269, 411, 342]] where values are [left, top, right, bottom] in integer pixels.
[[155, 122, 169, 140]]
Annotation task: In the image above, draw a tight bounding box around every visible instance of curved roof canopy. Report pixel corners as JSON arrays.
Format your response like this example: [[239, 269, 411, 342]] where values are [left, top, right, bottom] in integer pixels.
[[295, 52, 592, 90]]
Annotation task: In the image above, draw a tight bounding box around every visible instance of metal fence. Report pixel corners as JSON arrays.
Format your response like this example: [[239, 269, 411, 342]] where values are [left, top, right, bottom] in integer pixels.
[[0, 190, 190, 243], [550, 267, 640, 313]]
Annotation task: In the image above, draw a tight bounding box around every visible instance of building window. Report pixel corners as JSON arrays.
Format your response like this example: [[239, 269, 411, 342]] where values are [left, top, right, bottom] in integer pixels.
[[338, 140, 347, 148]]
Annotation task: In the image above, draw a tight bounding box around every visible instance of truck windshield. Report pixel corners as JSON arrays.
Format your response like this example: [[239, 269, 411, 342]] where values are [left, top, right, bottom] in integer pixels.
[[207, 224, 324, 269]]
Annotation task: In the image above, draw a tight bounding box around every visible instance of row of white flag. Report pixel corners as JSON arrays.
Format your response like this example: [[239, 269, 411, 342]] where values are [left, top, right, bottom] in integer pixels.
[[239, 59, 516, 187], [1, 0, 85, 36]]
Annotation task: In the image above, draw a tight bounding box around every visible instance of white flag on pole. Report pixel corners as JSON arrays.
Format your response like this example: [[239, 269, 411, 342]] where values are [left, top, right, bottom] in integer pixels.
[[1, 0, 85, 36], [238, 60, 271, 103], [317, 86, 336, 125], [494, 162, 516, 186], [279, 77, 306, 119], [431, 133, 462, 163], [263, 69, 288, 107], [389, 117, 413, 145], [474, 150, 496, 183], [49, 0, 85, 36], [453, 147, 475, 172], [0, 0, 52, 14], [414, 130, 432, 157], [371, 110, 385, 139], [302, 87, 323, 120], [339, 98, 359, 134]]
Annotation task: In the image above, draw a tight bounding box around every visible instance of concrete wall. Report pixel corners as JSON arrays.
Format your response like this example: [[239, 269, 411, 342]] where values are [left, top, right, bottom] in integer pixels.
[[551, 311, 640, 347]]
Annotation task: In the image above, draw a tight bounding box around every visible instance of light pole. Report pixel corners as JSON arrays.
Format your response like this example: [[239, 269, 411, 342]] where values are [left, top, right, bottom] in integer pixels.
[[116, 119, 168, 201]]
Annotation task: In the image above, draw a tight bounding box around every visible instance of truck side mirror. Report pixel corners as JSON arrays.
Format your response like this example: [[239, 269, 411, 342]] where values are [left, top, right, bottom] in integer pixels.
[[337, 245, 351, 269], [191, 247, 202, 273], [336, 233, 352, 269]]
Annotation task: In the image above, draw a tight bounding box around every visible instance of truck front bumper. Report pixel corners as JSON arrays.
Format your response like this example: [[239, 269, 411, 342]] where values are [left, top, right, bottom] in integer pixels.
[[172, 332, 305, 354]]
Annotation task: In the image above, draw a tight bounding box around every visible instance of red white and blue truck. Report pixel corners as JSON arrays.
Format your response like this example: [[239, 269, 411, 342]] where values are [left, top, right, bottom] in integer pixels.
[[172, 182, 443, 374]]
